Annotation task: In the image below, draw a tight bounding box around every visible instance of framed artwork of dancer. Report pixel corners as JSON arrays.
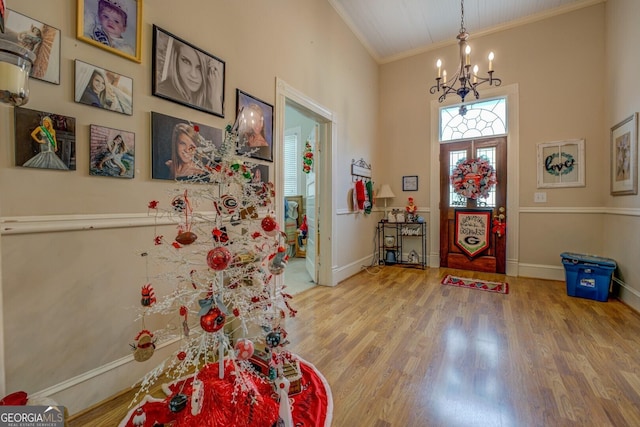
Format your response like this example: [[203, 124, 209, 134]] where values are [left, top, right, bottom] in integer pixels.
[[14, 107, 76, 171]]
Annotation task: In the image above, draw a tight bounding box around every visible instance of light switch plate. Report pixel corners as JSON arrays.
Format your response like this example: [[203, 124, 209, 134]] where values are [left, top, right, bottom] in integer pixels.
[[534, 192, 547, 203]]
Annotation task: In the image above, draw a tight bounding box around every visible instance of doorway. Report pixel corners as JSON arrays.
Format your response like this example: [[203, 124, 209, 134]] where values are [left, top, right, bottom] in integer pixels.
[[428, 84, 520, 276], [439, 137, 507, 273], [275, 78, 336, 290]]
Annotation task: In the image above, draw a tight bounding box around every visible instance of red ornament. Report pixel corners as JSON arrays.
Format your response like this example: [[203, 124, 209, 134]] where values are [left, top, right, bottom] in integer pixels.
[[175, 231, 197, 245], [177, 351, 187, 360], [235, 338, 254, 360], [193, 125, 199, 132], [206, 247, 232, 270], [148, 200, 159, 209], [200, 307, 226, 332], [261, 215, 278, 236]]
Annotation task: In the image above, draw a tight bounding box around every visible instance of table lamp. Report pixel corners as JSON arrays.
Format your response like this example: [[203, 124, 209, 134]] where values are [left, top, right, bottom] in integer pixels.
[[376, 184, 395, 220]]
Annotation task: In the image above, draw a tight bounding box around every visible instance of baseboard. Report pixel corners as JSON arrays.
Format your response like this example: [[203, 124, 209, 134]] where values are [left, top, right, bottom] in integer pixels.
[[332, 254, 374, 285], [517, 263, 565, 281]]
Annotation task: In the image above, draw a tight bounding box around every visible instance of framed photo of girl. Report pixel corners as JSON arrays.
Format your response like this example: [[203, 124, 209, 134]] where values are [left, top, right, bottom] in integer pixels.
[[14, 107, 76, 171], [74, 60, 132, 115], [76, 0, 142, 63], [0, 9, 61, 84], [89, 124, 134, 178], [151, 111, 223, 181], [236, 89, 274, 162], [152, 25, 225, 118]]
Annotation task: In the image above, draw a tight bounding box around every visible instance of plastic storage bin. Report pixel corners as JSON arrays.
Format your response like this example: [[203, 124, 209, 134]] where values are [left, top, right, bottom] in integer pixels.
[[561, 252, 616, 302]]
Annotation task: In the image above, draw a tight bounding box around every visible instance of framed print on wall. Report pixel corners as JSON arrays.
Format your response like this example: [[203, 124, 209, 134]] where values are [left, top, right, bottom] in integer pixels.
[[152, 25, 225, 117], [89, 124, 134, 178], [611, 113, 639, 196], [0, 9, 61, 84], [74, 60, 133, 115], [536, 139, 585, 188], [77, 0, 142, 63], [402, 175, 418, 191], [151, 111, 223, 181], [236, 89, 274, 162], [14, 107, 76, 170]]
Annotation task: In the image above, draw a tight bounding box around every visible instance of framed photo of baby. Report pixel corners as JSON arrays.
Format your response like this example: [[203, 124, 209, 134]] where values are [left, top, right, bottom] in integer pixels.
[[0, 9, 61, 84], [236, 89, 274, 162], [77, 0, 142, 63], [152, 25, 225, 118], [90, 124, 134, 178]]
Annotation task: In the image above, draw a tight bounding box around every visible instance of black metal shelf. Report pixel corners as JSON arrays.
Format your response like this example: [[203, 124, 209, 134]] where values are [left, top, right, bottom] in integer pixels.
[[377, 221, 427, 269]]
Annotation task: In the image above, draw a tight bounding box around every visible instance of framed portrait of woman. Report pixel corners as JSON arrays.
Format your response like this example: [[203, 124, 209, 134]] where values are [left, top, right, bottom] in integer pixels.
[[236, 89, 274, 162], [150, 111, 223, 181], [152, 25, 225, 118], [77, 0, 142, 63], [14, 107, 76, 171], [74, 60, 133, 115]]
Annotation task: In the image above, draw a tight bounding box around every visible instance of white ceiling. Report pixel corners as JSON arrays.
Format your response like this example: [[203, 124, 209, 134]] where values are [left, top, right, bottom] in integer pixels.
[[328, 0, 604, 63]]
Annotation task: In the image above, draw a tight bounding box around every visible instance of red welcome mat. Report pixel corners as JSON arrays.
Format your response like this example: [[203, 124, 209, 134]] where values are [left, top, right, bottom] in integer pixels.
[[441, 274, 509, 294]]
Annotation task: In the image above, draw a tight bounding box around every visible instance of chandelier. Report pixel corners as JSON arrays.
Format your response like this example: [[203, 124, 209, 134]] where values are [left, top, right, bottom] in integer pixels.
[[429, 0, 501, 115]]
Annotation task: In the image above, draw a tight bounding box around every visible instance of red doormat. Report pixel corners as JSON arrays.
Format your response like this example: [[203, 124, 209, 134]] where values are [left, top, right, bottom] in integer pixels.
[[441, 274, 509, 294]]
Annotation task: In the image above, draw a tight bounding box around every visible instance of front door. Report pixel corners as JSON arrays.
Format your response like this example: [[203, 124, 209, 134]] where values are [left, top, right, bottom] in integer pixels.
[[439, 137, 507, 273]]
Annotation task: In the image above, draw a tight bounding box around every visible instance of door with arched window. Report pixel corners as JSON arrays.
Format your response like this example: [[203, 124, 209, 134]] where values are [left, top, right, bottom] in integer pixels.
[[438, 98, 507, 274]]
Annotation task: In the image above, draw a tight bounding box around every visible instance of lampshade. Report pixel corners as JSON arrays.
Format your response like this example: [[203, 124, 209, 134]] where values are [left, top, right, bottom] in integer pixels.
[[377, 184, 395, 199], [0, 39, 36, 106]]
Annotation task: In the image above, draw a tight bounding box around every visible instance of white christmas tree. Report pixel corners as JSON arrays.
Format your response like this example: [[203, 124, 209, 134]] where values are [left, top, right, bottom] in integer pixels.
[[119, 123, 299, 427]]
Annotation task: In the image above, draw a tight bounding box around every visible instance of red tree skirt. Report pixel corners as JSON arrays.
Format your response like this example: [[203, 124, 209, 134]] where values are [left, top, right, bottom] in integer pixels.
[[118, 356, 332, 427]]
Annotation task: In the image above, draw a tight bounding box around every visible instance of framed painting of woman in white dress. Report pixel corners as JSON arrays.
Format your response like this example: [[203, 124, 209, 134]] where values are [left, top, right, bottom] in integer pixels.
[[14, 107, 76, 171]]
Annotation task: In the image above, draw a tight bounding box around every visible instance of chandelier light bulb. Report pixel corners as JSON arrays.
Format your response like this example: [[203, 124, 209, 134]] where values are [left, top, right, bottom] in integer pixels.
[[442, 70, 447, 85], [473, 65, 479, 83], [488, 52, 495, 71], [436, 59, 442, 77], [465, 45, 471, 65]]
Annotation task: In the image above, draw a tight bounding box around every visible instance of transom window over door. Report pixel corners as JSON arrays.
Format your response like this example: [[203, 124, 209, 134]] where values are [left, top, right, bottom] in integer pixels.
[[440, 97, 507, 142]]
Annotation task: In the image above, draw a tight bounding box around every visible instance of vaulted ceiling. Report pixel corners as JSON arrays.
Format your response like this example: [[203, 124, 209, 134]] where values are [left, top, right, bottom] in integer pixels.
[[328, 0, 604, 63]]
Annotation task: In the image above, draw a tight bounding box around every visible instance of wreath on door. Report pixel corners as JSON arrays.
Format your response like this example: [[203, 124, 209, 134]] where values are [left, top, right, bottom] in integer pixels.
[[450, 157, 497, 199]]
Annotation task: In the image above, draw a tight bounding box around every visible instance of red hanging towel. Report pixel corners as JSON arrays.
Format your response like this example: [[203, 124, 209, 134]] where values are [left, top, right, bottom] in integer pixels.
[[355, 180, 366, 210]]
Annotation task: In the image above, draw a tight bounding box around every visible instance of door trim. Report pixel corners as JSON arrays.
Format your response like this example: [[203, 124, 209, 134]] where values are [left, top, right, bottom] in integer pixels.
[[275, 78, 338, 286], [429, 83, 520, 276]]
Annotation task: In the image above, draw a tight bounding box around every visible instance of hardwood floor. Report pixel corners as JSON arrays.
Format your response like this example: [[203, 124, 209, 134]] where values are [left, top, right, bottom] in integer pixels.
[[69, 267, 640, 426]]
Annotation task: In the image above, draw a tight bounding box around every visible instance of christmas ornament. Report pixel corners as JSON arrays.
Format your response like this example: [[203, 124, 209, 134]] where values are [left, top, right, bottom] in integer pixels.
[[175, 231, 197, 245], [200, 307, 226, 332], [168, 393, 188, 413], [206, 247, 232, 270], [235, 338, 254, 360], [269, 246, 288, 275], [140, 284, 156, 307], [302, 140, 313, 174], [131, 330, 156, 362], [177, 351, 187, 360], [261, 214, 278, 236], [221, 194, 238, 213], [265, 331, 281, 348]]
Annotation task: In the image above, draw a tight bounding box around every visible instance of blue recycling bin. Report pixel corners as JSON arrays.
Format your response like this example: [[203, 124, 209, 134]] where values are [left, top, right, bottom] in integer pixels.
[[561, 252, 616, 302]]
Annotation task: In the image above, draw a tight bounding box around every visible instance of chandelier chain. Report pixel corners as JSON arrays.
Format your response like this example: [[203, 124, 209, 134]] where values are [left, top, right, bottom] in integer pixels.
[[460, 0, 466, 33]]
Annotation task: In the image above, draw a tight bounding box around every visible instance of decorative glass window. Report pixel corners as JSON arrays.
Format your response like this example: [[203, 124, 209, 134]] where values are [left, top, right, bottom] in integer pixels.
[[440, 97, 507, 142], [448, 147, 497, 208]]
